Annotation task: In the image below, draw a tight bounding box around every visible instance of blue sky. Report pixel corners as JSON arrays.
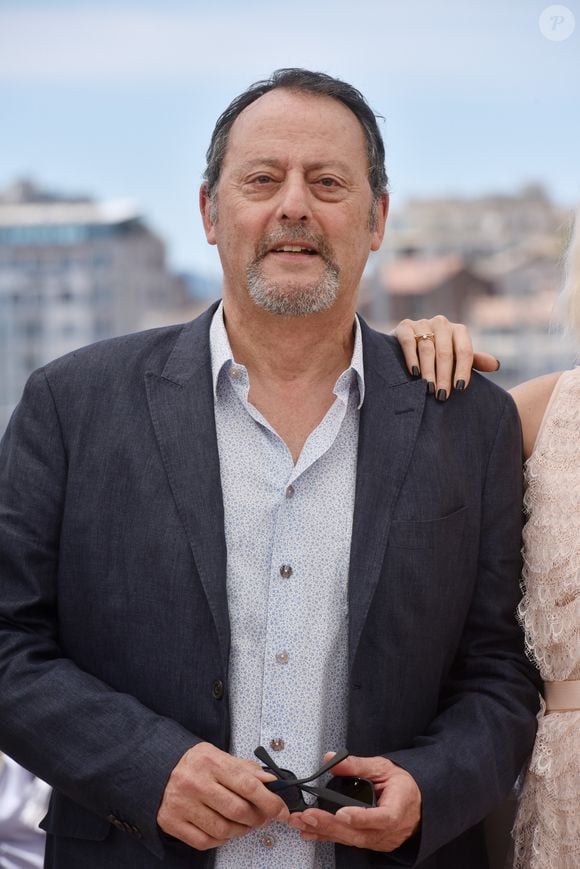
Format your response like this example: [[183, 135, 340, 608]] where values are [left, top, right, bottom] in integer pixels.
[[1, 0, 579, 277]]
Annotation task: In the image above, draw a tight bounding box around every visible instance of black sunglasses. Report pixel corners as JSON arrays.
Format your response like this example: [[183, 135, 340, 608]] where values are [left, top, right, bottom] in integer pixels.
[[254, 745, 376, 814]]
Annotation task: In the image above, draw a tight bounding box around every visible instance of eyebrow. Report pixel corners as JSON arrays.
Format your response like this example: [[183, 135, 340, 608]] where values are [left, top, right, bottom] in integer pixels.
[[237, 158, 353, 175]]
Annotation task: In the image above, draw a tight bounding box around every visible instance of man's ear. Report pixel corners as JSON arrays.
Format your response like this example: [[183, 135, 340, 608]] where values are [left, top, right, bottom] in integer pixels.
[[199, 183, 217, 245], [370, 192, 389, 252]]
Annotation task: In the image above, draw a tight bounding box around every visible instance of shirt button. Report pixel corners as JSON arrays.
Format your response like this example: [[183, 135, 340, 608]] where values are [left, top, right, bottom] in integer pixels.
[[279, 564, 293, 579], [275, 650, 289, 664], [285, 484, 295, 498], [260, 834, 276, 848], [229, 366, 242, 380], [270, 737, 285, 752]]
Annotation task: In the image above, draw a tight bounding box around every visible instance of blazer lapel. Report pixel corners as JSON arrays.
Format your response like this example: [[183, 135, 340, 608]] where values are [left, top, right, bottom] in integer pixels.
[[145, 303, 230, 670], [348, 320, 426, 668]]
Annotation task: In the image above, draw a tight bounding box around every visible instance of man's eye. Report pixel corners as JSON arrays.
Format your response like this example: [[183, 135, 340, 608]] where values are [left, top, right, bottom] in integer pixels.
[[254, 175, 273, 184], [319, 177, 338, 187]]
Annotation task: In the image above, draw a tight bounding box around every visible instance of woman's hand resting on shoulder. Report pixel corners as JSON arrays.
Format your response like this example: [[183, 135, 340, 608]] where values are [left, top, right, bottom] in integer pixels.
[[393, 315, 500, 401]]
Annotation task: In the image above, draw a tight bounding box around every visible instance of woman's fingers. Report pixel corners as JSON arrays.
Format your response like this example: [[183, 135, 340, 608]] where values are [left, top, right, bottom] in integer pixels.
[[392, 316, 500, 397], [473, 351, 500, 374], [392, 319, 424, 378]]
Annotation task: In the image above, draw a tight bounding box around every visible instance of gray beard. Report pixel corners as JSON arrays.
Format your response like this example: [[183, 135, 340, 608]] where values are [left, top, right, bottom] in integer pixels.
[[246, 263, 340, 316], [245, 231, 341, 316]]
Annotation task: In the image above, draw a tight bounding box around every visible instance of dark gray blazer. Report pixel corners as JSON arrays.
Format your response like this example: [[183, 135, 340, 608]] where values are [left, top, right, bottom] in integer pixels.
[[0, 304, 540, 868]]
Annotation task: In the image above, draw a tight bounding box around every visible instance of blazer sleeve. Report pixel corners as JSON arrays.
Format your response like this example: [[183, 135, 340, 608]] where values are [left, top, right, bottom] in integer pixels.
[[0, 369, 200, 859], [383, 393, 541, 866]]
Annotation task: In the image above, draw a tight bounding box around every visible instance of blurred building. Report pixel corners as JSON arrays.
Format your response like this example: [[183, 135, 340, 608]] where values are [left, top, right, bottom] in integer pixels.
[[380, 183, 566, 259], [362, 185, 576, 386], [0, 179, 187, 433], [362, 252, 494, 324]]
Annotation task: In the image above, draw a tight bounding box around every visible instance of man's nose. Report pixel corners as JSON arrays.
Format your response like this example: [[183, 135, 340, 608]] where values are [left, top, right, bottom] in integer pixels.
[[275, 176, 312, 222]]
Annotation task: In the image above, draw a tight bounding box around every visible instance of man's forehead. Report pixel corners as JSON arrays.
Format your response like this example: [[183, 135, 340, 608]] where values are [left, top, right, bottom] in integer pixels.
[[224, 88, 368, 163], [233, 87, 341, 119], [235, 156, 355, 175]]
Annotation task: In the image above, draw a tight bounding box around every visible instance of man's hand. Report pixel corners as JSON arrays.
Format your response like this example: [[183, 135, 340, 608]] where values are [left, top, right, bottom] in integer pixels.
[[288, 752, 421, 853], [394, 315, 500, 399], [157, 742, 289, 851]]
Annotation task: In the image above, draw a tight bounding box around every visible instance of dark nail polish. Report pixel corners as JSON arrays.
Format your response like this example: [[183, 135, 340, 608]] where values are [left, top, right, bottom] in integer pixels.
[[411, 366, 420, 378], [455, 379, 465, 391], [427, 381, 435, 395], [495, 359, 501, 371], [436, 389, 447, 402]]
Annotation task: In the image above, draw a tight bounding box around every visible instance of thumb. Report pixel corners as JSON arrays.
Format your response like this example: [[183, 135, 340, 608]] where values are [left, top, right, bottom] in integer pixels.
[[473, 351, 500, 373]]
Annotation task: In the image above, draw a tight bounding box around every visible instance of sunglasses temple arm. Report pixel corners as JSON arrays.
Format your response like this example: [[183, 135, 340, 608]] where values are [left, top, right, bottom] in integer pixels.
[[254, 745, 286, 778], [299, 783, 372, 810], [310, 747, 350, 778], [254, 745, 351, 789], [285, 748, 351, 787]]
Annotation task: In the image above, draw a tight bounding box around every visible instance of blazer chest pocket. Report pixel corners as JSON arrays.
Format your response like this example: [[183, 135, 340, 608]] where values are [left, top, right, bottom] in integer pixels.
[[389, 505, 468, 550]]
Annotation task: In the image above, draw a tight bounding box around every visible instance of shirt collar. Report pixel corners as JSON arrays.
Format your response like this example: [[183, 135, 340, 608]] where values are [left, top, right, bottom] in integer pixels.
[[209, 300, 365, 408], [344, 313, 365, 408], [210, 300, 236, 399]]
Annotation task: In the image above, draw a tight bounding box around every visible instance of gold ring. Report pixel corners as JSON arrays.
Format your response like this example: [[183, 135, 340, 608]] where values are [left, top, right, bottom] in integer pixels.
[[414, 333, 435, 344]]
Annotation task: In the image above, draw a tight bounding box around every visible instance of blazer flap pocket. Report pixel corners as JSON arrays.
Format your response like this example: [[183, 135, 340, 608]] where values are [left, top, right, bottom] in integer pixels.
[[389, 506, 468, 550], [40, 792, 111, 841]]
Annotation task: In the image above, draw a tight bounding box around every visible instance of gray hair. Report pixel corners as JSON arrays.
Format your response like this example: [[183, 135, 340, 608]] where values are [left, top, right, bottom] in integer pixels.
[[203, 68, 388, 207]]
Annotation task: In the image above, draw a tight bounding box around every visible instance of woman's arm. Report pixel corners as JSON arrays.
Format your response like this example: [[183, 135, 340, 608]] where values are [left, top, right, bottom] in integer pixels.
[[509, 372, 562, 460]]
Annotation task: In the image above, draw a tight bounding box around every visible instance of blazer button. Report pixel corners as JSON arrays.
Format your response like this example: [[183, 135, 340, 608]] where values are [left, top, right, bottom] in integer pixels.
[[108, 815, 125, 832], [212, 679, 225, 700]]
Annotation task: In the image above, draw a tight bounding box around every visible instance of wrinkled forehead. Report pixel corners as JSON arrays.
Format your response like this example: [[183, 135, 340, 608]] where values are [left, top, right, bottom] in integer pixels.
[[224, 88, 369, 169]]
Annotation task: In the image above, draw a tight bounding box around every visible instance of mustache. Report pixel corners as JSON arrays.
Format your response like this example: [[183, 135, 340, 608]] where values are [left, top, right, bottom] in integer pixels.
[[254, 227, 337, 267]]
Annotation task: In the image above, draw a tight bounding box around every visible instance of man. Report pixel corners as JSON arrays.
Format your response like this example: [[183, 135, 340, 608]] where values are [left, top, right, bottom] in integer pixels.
[[0, 69, 539, 868]]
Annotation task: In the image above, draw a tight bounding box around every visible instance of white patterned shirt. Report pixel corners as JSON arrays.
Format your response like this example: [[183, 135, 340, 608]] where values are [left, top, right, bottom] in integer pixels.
[[211, 303, 363, 869]]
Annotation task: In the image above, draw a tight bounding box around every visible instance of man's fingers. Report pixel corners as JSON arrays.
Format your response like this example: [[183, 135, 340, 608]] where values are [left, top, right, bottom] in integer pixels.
[[321, 752, 393, 781], [161, 774, 283, 848], [165, 816, 232, 851], [184, 743, 285, 819], [290, 806, 406, 851], [290, 807, 367, 847], [307, 753, 422, 852], [214, 768, 288, 824], [157, 742, 288, 851], [338, 787, 412, 832], [185, 799, 251, 842], [202, 781, 272, 828]]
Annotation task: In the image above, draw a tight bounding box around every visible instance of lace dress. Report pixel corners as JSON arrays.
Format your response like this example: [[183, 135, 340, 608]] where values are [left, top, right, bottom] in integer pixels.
[[511, 367, 580, 869]]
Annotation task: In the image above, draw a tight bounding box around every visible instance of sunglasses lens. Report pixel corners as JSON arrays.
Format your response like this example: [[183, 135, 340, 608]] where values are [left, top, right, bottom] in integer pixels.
[[265, 771, 308, 812], [316, 776, 376, 814], [276, 784, 305, 812]]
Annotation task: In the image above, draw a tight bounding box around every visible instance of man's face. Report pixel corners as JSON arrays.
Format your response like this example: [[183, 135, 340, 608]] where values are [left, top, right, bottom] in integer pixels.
[[200, 88, 387, 317]]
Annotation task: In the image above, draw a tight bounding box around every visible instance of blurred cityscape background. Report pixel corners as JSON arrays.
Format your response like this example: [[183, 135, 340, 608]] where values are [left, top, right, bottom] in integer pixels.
[[1, 0, 579, 434]]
